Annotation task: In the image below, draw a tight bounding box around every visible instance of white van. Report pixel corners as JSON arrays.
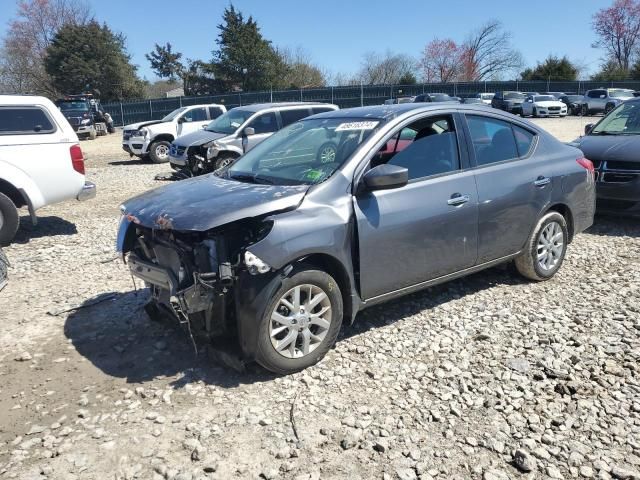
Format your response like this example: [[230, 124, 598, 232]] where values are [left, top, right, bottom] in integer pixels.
[[0, 95, 95, 244]]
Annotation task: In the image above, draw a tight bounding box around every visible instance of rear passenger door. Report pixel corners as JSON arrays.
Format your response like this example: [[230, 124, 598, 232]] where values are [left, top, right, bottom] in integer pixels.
[[588, 90, 606, 112], [178, 107, 209, 136], [463, 114, 552, 263]]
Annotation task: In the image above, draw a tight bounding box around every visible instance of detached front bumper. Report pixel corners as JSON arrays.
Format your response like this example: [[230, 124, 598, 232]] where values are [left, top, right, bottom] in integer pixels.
[[77, 181, 96, 201]]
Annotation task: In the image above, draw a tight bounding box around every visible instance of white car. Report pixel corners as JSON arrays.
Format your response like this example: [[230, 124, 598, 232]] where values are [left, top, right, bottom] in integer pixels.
[[475, 93, 495, 104], [122, 104, 226, 163], [521, 94, 568, 118], [0, 95, 96, 244]]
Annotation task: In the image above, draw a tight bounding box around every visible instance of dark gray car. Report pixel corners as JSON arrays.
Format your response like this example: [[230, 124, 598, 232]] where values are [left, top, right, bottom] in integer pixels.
[[117, 104, 596, 374], [570, 98, 640, 216]]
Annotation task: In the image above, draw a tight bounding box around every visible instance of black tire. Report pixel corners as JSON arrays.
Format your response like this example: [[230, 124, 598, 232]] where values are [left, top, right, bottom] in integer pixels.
[[0, 192, 19, 246], [107, 124, 116, 134], [149, 140, 171, 164], [605, 103, 615, 114], [255, 267, 343, 374], [533, 107, 538, 118], [515, 211, 568, 281], [214, 154, 237, 171], [581, 104, 589, 116]]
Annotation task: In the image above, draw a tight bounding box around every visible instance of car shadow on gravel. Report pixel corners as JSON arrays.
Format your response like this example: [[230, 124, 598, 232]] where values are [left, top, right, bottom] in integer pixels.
[[587, 216, 640, 238], [14, 215, 77, 243], [64, 290, 277, 389], [340, 263, 527, 342], [108, 159, 149, 166]]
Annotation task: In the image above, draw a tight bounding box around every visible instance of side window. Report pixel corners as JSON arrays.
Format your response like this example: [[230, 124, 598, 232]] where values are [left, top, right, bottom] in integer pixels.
[[311, 107, 334, 115], [0, 107, 56, 135], [379, 115, 460, 180], [280, 108, 310, 127], [184, 107, 207, 122], [466, 115, 519, 166], [513, 125, 536, 157], [247, 112, 278, 134], [208, 107, 224, 119]]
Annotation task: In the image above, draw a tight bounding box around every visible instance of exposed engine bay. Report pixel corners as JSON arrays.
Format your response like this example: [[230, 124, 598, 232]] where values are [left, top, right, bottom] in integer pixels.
[[123, 218, 273, 341]]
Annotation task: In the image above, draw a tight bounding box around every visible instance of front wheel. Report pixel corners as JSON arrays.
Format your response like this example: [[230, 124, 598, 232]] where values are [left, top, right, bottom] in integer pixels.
[[0, 192, 19, 246], [255, 268, 343, 374], [149, 140, 171, 164], [214, 154, 237, 171], [515, 211, 568, 281]]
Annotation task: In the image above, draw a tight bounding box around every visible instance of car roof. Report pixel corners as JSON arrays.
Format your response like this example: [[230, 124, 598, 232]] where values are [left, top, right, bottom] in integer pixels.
[[231, 102, 337, 113], [308, 103, 505, 121], [0, 94, 56, 106]]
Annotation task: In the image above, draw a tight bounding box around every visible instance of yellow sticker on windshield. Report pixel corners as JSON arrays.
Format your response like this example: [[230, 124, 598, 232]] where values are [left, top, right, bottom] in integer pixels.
[[335, 121, 379, 131]]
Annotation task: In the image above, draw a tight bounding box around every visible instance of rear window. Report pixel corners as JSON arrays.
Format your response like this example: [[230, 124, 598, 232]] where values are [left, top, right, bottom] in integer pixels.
[[311, 106, 335, 115], [0, 106, 56, 135], [513, 125, 536, 157], [208, 107, 224, 119]]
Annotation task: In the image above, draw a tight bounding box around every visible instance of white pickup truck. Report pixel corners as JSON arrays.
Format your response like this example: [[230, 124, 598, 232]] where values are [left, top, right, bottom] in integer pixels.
[[0, 95, 96, 244], [122, 104, 226, 163]]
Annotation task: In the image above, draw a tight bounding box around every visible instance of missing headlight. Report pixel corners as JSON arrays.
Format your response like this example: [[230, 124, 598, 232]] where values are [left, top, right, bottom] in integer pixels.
[[244, 251, 271, 275]]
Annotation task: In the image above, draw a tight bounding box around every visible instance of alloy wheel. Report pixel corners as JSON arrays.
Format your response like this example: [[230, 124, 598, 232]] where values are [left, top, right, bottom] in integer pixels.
[[319, 145, 337, 164], [269, 284, 332, 359], [155, 144, 169, 160], [537, 221, 564, 272]]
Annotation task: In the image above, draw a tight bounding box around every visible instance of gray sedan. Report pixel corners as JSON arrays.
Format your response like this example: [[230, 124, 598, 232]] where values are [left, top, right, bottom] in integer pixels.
[[117, 104, 596, 374]]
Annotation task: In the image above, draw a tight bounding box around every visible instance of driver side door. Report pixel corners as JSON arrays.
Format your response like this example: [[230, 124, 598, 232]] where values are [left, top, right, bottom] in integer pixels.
[[244, 112, 279, 152], [353, 113, 479, 300]]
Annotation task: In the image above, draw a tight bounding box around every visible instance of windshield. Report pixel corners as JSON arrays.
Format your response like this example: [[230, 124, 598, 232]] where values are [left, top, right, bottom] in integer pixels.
[[206, 109, 253, 134], [505, 92, 525, 100], [58, 101, 89, 112], [162, 107, 187, 122], [609, 89, 635, 99], [534, 95, 556, 102], [226, 118, 380, 186], [591, 102, 640, 135]]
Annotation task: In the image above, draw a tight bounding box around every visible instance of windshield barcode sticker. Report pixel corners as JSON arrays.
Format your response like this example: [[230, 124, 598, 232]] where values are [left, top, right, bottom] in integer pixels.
[[336, 121, 379, 131]]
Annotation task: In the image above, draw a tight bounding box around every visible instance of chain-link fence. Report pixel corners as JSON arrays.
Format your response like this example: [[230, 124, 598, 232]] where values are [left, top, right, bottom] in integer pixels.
[[102, 80, 640, 127]]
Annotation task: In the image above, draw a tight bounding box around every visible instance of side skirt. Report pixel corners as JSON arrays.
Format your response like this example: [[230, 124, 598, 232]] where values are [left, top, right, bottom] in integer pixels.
[[360, 252, 521, 309]]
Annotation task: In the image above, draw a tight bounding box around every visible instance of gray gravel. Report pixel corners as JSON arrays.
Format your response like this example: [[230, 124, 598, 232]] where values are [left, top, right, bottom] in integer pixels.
[[0, 117, 639, 479]]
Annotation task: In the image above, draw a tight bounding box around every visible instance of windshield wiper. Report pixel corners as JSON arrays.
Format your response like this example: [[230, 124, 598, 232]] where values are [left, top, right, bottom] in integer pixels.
[[228, 173, 274, 185]]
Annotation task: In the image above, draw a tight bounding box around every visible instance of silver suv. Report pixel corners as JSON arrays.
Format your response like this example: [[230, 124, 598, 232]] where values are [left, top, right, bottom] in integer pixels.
[[583, 88, 635, 115], [169, 102, 339, 176]]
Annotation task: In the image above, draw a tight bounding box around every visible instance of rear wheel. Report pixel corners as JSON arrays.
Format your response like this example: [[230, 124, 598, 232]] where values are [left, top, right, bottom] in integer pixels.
[[515, 211, 568, 281], [0, 192, 19, 246], [255, 268, 343, 374], [149, 140, 171, 164]]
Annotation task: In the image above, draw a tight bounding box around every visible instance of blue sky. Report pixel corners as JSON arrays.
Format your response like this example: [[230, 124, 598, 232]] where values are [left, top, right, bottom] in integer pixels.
[[1, 0, 612, 80]]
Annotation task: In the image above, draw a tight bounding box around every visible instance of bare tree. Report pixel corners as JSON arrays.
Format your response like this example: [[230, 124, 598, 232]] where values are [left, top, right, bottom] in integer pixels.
[[461, 20, 523, 81], [419, 39, 463, 83], [592, 0, 640, 71], [0, 0, 92, 95], [358, 51, 417, 84], [277, 46, 327, 88]]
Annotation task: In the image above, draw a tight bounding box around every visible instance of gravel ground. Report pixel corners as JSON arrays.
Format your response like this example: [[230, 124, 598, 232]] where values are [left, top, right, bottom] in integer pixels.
[[1, 116, 639, 480]]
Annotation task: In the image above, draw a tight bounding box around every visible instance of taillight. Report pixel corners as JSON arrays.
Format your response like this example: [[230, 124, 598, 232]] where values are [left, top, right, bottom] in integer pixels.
[[70, 144, 85, 175], [576, 157, 594, 173]]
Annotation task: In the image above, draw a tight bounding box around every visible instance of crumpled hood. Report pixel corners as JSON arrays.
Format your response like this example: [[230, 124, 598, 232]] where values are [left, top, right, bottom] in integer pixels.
[[172, 130, 227, 147], [123, 120, 165, 131], [574, 135, 640, 163], [121, 174, 309, 232]]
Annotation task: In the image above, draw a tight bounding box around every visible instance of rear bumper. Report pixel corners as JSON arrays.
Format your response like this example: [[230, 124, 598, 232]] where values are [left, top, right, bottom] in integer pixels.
[[77, 181, 96, 201]]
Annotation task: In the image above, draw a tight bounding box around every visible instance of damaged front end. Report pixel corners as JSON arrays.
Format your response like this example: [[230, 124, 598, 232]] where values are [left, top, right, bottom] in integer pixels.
[[117, 215, 275, 347]]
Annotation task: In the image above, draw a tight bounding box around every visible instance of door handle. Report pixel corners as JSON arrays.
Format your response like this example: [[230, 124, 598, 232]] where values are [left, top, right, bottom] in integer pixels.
[[447, 194, 470, 206], [534, 176, 551, 187]]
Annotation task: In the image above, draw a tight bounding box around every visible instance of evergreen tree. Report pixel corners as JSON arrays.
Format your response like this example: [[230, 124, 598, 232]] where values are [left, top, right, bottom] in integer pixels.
[[591, 60, 631, 81], [146, 43, 184, 80], [44, 21, 145, 100], [212, 5, 287, 91], [520, 56, 578, 81]]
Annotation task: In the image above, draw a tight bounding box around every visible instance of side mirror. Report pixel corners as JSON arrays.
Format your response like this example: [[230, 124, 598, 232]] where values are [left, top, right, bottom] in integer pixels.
[[585, 124, 594, 135], [362, 164, 408, 191], [243, 127, 255, 137], [177, 117, 185, 124]]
